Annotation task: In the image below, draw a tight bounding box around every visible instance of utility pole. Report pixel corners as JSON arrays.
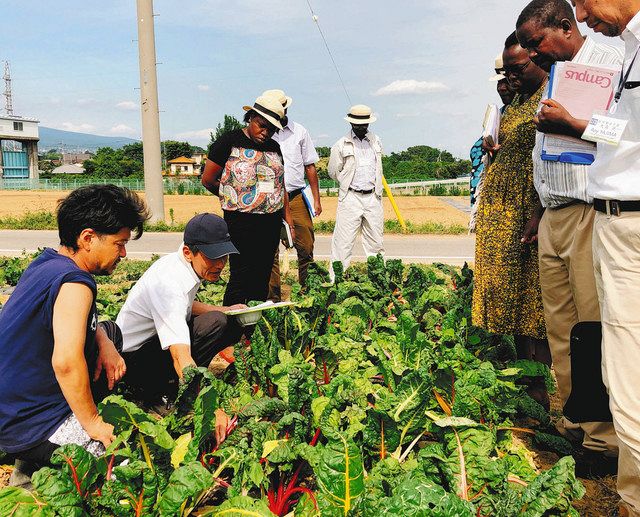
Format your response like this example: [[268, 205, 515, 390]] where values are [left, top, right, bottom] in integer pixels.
[[3, 61, 14, 116], [136, 0, 164, 222]]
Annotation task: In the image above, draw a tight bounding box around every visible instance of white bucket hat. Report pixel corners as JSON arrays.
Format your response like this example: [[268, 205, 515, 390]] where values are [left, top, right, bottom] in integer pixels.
[[344, 104, 377, 124], [262, 89, 293, 109], [243, 95, 285, 130], [489, 53, 506, 82]]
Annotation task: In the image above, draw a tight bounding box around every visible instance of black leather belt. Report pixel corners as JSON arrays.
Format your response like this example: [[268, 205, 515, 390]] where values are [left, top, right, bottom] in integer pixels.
[[288, 188, 303, 200], [594, 198, 640, 216], [349, 187, 374, 195]]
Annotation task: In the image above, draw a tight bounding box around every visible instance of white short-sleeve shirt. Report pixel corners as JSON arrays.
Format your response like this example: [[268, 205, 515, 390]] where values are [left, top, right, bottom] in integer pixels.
[[272, 120, 319, 192], [589, 12, 640, 200], [116, 246, 201, 353]]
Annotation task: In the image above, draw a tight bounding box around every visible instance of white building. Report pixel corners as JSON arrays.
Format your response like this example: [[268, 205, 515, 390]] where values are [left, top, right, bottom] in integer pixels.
[[0, 115, 40, 179], [167, 155, 198, 176]]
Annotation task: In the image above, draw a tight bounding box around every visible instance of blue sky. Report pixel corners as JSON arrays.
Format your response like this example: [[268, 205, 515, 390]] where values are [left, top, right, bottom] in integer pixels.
[[0, 0, 619, 158]]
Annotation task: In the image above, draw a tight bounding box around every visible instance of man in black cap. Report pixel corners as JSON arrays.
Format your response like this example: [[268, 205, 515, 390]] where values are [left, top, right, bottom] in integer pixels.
[[116, 213, 244, 407]]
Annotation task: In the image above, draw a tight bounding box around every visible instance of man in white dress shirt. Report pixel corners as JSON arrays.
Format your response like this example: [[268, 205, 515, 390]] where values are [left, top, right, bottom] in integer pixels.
[[570, 0, 640, 513], [516, 0, 622, 472], [116, 213, 244, 405], [328, 105, 384, 280], [263, 89, 322, 299]]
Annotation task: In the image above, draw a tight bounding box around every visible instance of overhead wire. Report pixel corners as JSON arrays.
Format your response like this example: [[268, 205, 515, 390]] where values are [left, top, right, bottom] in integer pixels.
[[304, 0, 352, 106]]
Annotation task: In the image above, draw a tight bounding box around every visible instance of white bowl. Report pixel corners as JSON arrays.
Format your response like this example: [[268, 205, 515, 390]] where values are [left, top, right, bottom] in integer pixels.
[[226, 301, 295, 327], [235, 311, 264, 327]]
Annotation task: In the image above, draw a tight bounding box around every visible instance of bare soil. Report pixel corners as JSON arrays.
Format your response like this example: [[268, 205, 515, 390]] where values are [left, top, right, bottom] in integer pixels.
[[0, 191, 470, 226]]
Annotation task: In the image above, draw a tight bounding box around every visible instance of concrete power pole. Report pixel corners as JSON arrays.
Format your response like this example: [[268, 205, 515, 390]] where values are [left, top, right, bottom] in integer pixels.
[[136, 0, 164, 222]]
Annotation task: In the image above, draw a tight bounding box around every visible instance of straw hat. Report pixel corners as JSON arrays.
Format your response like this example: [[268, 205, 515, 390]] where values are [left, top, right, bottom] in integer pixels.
[[344, 104, 377, 124], [262, 89, 293, 109], [489, 53, 506, 82], [243, 95, 285, 130]]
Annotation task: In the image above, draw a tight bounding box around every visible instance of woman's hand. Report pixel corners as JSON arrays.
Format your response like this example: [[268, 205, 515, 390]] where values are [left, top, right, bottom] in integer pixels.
[[481, 136, 501, 157]]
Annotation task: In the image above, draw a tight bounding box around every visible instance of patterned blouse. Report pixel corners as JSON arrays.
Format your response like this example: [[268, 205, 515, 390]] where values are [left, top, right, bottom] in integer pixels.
[[208, 129, 285, 214]]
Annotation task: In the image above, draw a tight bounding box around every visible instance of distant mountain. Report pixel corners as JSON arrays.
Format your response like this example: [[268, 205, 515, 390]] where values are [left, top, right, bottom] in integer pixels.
[[38, 127, 139, 152]]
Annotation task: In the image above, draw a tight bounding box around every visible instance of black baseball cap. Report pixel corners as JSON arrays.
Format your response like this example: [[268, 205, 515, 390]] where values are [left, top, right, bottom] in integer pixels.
[[184, 213, 239, 259]]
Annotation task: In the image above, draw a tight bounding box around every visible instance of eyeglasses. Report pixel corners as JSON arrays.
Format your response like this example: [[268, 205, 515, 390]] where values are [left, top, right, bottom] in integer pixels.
[[503, 61, 531, 77]]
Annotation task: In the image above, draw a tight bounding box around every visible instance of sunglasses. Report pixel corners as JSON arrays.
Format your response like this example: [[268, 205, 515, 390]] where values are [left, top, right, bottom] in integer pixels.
[[503, 61, 532, 77]]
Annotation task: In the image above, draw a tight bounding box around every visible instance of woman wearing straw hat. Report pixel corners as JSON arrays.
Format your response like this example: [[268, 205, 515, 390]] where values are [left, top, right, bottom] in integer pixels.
[[328, 105, 384, 280], [202, 95, 295, 305]]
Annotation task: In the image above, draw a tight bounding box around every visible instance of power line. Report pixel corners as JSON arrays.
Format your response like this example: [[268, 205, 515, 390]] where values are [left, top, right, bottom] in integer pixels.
[[304, 0, 352, 106]]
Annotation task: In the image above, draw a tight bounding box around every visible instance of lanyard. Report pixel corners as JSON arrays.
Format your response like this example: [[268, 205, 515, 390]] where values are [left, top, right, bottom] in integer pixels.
[[612, 46, 640, 113]]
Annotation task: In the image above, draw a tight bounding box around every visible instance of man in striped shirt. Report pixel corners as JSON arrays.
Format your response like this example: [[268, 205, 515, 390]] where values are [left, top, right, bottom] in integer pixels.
[[516, 0, 623, 474]]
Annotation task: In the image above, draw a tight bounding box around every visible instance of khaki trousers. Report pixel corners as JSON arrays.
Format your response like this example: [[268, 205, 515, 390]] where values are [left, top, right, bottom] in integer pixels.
[[538, 204, 618, 453], [269, 194, 315, 301], [593, 210, 640, 515]]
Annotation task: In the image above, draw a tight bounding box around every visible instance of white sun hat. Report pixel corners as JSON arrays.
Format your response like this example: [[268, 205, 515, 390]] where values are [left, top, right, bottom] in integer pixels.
[[344, 104, 377, 124], [243, 95, 285, 130], [262, 89, 293, 109], [489, 53, 506, 82]]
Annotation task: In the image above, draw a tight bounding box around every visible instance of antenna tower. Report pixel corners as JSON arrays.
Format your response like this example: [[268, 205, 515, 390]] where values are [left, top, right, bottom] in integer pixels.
[[3, 61, 13, 116]]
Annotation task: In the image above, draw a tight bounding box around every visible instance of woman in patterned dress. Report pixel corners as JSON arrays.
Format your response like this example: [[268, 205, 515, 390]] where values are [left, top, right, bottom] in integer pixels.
[[472, 33, 551, 375], [202, 95, 295, 306]]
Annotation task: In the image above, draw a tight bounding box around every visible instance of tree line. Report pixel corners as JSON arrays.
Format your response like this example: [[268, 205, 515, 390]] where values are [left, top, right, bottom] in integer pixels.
[[39, 114, 470, 181]]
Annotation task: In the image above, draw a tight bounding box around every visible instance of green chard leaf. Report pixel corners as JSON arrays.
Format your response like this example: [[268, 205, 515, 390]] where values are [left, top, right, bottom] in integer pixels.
[[157, 462, 213, 517], [31, 444, 100, 517], [0, 486, 55, 516]]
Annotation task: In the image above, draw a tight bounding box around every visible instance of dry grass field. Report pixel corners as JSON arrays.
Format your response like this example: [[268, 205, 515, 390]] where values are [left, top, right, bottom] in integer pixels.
[[0, 191, 470, 226]]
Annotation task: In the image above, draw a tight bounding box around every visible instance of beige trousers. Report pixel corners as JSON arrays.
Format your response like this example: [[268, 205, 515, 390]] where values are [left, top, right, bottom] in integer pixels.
[[269, 194, 315, 301], [593, 210, 640, 515], [329, 190, 384, 281], [538, 204, 618, 453]]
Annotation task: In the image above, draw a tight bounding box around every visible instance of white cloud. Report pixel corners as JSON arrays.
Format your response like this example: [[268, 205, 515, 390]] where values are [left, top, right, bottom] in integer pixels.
[[60, 122, 95, 132], [110, 124, 136, 135], [116, 100, 138, 111], [175, 128, 215, 141], [373, 80, 449, 96], [197, 84, 210, 91]]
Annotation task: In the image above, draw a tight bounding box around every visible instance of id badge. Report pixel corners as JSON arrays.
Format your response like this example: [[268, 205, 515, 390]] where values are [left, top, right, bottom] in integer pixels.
[[258, 181, 275, 194], [582, 110, 629, 146]]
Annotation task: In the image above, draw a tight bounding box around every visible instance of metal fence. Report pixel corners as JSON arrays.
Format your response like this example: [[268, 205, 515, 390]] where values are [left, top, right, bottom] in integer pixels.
[[0, 175, 470, 196]]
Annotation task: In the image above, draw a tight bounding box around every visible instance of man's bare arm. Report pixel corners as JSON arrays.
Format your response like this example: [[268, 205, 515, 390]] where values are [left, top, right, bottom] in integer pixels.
[[52, 283, 115, 448], [305, 163, 323, 216], [191, 300, 246, 316]]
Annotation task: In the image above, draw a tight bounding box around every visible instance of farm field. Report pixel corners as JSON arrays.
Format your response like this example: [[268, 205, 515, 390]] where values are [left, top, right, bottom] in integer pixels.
[[0, 254, 618, 516], [0, 191, 471, 227]]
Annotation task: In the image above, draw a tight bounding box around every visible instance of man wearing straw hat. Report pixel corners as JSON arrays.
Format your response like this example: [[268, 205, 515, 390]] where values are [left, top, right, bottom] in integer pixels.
[[328, 105, 384, 280], [263, 89, 322, 299]]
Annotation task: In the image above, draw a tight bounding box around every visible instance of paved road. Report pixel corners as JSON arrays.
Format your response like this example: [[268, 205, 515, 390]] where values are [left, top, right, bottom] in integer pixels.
[[0, 230, 475, 265]]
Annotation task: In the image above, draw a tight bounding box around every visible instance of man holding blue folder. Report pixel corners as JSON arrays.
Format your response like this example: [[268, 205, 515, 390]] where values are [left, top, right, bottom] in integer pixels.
[[516, 0, 622, 471], [264, 89, 322, 300], [571, 0, 640, 513]]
